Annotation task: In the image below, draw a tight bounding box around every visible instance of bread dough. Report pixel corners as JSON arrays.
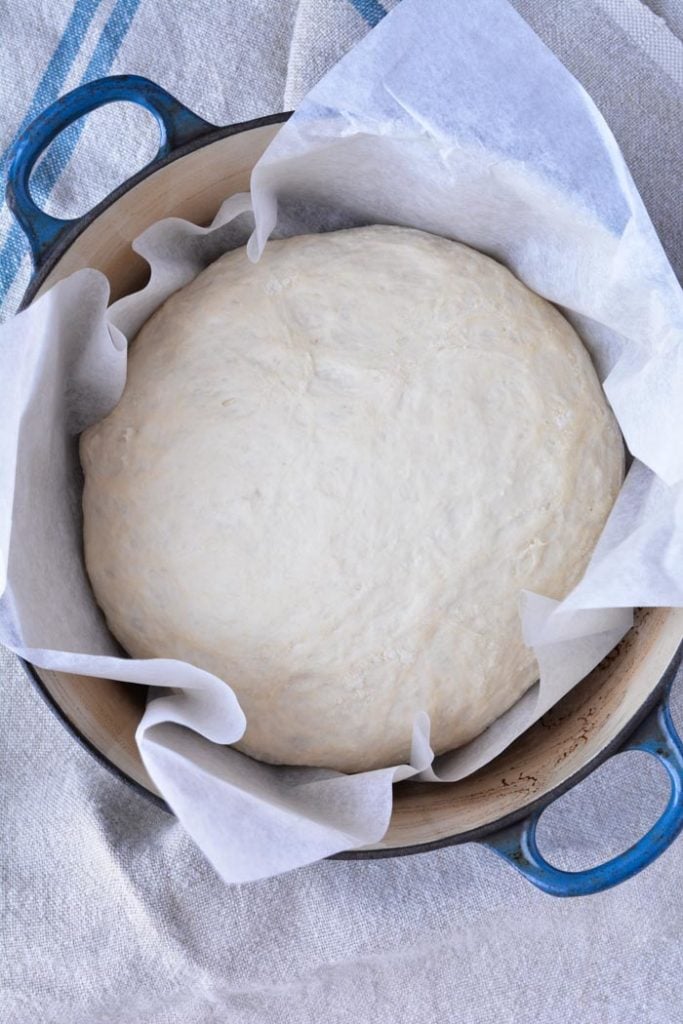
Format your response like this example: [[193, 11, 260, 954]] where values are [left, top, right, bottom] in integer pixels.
[[80, 226, 624, 772]]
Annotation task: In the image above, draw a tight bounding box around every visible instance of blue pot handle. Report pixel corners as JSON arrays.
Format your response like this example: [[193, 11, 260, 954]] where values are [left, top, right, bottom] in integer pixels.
[[482, 678, 683, 897], [6, 74, 216, 270]]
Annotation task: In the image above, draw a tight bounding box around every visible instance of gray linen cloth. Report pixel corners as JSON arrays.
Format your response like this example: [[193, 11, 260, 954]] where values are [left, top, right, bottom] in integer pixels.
[[1, 1, 682, 1021]]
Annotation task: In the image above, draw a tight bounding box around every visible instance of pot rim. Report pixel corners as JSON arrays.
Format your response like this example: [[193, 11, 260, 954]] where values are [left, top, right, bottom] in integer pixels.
[[19, 111, 291, 311], [21, 642, 682, 857]]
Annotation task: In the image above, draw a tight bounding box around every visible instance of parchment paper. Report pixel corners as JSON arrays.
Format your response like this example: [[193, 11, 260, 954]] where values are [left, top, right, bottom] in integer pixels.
[[1, 0, 682, 881]]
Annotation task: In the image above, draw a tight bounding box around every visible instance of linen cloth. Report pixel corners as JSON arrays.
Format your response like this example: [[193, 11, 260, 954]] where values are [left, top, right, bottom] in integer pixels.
[[1, 1, 682, 1021]]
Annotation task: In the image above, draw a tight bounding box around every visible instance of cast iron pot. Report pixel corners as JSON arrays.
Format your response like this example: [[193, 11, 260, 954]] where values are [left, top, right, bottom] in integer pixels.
[[7, 75, 683, 896]]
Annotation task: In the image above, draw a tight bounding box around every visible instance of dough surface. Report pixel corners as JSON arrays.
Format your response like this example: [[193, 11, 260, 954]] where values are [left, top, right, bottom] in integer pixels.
[[80, 226, 624, 772]]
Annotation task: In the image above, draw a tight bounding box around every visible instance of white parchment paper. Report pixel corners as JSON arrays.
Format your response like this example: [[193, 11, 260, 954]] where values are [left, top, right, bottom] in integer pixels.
[[1, 0, 682, 881]]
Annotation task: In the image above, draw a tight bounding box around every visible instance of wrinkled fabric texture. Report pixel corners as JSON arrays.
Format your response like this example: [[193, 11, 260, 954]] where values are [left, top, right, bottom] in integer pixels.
[[1, 1, 683, 1022]]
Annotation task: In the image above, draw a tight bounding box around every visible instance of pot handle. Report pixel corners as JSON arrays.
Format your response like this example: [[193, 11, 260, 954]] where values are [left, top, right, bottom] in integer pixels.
[[6, 74, 216, 270], [481, 681, 683, 897]]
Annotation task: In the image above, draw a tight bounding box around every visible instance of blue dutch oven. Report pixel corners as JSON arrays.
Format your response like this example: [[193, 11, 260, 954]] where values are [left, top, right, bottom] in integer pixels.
[[6, 76, 683, 897]]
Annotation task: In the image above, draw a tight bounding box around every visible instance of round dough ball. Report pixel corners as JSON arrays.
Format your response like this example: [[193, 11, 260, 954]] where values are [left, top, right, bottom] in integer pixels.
[[80, 226, 624, 773]]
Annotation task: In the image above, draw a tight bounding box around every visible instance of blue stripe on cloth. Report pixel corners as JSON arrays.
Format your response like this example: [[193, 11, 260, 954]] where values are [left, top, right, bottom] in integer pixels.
[[31, 0, 145, 203], [0, 0, 143, 309], [0, 0, 102, 189], [347, 0, 387, 28]]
